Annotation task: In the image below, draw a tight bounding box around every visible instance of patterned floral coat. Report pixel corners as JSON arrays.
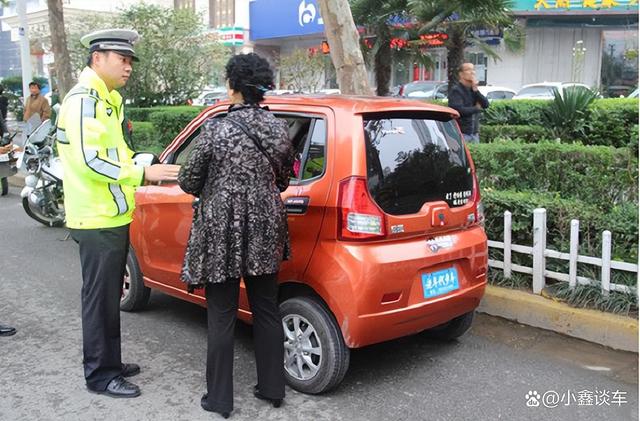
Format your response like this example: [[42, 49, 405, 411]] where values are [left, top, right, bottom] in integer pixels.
[[178, 104, 294, 286]]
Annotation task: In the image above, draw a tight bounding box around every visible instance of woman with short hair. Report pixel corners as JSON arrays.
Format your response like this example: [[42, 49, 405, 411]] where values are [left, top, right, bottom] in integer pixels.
[[178, 53, 294, 418]]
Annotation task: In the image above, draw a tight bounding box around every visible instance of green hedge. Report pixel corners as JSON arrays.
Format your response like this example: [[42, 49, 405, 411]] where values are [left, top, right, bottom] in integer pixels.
[[131, 121, 164, 155], [481, 98, 638, 147], [127, 105, 203, 122], [481, 188, 638, 264], [480, 125, 549, 143], [469, 142, 638, 210], [588, 99, 639, 148], [149, 107, 203, 147]]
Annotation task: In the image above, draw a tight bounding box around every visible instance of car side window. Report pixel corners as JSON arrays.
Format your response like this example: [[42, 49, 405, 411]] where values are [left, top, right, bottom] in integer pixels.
[[276, 115, 327, 184], [299, 119, 326, 181], [504, 91, 515, 99], [174, 128, 202, 166]]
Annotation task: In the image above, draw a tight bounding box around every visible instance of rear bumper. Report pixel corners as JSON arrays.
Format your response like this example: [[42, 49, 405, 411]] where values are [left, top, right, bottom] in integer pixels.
[[305, 226, 488, 348], [346, 280, 486, 348]]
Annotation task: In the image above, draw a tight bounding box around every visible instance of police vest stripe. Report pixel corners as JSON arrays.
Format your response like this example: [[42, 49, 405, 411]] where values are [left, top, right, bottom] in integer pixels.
[[106, 147, 129, 215], [80, 99, 121, 180]]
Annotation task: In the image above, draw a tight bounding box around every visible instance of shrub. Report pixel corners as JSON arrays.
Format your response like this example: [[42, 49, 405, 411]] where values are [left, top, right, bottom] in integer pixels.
[[148, 107, 203, 146], [481, 100, 548, 125], [481, 188, 638, 265], [127, 105, 203, 122], [588, 99, 639, 148], [480, 125, 548, 143], [542, 87, 597, 140], [469, 141, 638, 209], [131, 121, 164, 155], [480, 98, 638, 147]]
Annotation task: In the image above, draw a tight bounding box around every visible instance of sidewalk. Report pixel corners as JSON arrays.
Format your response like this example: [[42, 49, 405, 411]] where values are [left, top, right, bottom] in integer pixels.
[[478, 284, 638, 352]]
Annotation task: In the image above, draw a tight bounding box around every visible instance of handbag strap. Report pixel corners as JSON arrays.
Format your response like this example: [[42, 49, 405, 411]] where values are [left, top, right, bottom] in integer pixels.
[[226, 116, 279, 175]]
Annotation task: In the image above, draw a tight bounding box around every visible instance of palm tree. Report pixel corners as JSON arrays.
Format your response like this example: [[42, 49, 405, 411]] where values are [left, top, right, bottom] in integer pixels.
[[409, 0, 522, 89], [351, 0, 408, 96]]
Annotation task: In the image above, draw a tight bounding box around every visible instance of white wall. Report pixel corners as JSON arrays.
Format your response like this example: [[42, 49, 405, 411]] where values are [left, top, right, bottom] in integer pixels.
[[486, 45, 526, 91], [522, 26, 603, 88]]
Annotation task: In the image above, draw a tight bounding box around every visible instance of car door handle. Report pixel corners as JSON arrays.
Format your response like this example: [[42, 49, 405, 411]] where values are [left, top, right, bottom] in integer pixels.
[[284, 196, 309, 215]]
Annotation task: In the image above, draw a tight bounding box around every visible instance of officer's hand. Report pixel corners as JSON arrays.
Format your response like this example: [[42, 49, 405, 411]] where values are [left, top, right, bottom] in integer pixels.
[[144, 164, 181, 182]]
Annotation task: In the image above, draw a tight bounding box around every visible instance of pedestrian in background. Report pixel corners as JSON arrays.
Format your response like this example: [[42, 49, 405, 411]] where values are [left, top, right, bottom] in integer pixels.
[[448, 63, 489, 143], [57, 28, 180, 399], [178, 53, 294, 419], [23, 81, 51, 122]]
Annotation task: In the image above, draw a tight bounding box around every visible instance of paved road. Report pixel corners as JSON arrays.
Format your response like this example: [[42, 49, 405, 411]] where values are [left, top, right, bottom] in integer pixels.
[[0, 187, 637, 421]]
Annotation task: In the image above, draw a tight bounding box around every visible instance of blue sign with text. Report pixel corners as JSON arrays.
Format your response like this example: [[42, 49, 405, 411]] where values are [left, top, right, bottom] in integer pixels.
[[250, 0, 325, 40]]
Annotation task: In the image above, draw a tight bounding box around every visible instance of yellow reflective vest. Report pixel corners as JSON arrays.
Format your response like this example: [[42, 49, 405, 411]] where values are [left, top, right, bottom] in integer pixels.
[[57, 67, 144, 229]]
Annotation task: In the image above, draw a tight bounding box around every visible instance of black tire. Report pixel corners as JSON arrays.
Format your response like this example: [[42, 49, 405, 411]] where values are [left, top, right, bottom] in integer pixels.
[[1, 178, 7, 196], [427, 311, 475, 341], [120, 248, 151, 312], [280, 296, 350, 394], [22, 196, 65, 227]]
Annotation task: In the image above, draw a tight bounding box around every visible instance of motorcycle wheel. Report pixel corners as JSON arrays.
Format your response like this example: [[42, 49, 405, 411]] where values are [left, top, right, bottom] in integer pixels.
[[1, 178, 7, 196], [22, 196, 65, 227]]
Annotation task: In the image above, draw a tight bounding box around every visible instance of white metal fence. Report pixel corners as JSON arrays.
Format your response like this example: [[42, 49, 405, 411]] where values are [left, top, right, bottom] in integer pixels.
[[487, 208, 639, 298]]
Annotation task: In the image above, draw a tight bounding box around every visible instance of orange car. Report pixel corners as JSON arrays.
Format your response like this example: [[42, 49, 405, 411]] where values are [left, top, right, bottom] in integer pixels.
[[122, 95, 488, 394]]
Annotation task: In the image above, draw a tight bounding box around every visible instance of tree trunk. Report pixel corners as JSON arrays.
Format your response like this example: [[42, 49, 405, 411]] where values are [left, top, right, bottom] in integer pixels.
[[317, 0, 371, 95], [374, 24, 391, 96], [446, 25, 465, 91], [47, 0, 75, 98]]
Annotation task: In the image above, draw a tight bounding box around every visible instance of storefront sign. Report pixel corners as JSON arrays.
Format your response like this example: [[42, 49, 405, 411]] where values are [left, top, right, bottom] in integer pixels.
[[218, 27, 244, 46], [250, 0, 325, 40], [513, 0, 638, 11]]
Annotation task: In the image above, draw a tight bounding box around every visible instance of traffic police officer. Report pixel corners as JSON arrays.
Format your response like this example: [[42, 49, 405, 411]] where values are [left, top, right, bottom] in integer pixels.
[[57, 29, 180, 398]]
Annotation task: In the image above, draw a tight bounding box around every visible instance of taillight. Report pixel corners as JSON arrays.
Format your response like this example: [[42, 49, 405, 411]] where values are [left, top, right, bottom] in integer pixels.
[[470, 171, 485, 226], [337, 176, 387, 241]]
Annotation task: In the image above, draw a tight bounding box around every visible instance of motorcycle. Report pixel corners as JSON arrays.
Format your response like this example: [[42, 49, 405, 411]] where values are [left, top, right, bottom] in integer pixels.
[[17, 114, 65, 227]]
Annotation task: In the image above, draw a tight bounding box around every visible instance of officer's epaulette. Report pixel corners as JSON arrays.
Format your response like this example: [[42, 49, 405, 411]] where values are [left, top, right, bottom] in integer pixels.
[[64, 86, 100, 101]]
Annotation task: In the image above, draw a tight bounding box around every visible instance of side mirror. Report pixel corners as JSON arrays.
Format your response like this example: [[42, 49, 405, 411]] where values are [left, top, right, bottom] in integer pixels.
[[133, 152, 159, 168]]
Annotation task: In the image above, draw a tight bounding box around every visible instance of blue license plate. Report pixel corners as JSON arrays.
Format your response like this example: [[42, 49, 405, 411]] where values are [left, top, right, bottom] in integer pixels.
[[422, 267, 459, 299]]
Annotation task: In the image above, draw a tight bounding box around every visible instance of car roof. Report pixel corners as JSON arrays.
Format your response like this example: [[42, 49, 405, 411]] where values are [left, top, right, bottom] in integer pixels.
[[219, 94, 458, 117], [478, 86, 516, 93]]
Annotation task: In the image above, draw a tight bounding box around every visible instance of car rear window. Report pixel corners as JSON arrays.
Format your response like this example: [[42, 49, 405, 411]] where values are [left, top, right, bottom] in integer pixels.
[[363, 112, 473, 215]]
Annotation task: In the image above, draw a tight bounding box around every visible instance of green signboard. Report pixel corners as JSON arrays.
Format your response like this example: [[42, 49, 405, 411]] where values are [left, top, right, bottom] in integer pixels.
[[512, 0, 638, 11]]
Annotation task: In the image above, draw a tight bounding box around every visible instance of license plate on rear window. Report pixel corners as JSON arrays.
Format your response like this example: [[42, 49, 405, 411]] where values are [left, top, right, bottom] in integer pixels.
[[422, 267, 459, 299]]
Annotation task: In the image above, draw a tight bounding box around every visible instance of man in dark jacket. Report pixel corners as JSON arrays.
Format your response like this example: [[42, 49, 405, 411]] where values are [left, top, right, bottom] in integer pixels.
[[448, 63, 489, 143]]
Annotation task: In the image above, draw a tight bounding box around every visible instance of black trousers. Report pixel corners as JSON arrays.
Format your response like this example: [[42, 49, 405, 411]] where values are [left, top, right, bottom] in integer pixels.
[[204, 274, 285, 412], [70, 225, 129, 390]]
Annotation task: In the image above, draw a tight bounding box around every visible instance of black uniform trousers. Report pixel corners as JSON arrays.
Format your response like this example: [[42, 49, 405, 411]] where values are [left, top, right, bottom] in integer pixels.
[[203, 273, 285, 413], [70, 224, 129, 391]]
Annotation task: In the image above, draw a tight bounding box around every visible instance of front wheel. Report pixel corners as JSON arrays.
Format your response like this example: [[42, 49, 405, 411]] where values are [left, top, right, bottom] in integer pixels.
[[280, 296, 350, 394], [22, 195, 65, 227], [120, 248, 151, 312]]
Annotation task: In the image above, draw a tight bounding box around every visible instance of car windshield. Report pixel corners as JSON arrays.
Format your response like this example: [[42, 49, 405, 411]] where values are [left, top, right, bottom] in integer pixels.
[[363, 112, 473, 215], [404, 82, 440, 97], [517, 86, 556, 97]]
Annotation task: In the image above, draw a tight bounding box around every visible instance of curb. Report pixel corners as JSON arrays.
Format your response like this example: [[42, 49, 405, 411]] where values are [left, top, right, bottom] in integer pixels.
[[477, 284, 638, 353]]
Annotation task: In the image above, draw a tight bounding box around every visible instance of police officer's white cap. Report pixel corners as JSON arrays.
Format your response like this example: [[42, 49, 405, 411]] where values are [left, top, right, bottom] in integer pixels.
[[81, 29, 140, 61]]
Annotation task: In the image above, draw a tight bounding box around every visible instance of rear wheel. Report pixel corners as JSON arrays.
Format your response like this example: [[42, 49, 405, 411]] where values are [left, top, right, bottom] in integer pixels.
[[427, 311, 475, 341], [120, 248, 151, 312], [280, 296, 350, 394]]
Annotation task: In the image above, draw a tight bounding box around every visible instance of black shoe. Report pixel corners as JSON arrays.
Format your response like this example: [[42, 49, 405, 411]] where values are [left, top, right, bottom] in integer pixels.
[[253, 385, 282, 408], [200, 394, 230, 418], [0, 325, 16, 337], [88, 376, 141, 398], [121, 363, 140, 377]]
